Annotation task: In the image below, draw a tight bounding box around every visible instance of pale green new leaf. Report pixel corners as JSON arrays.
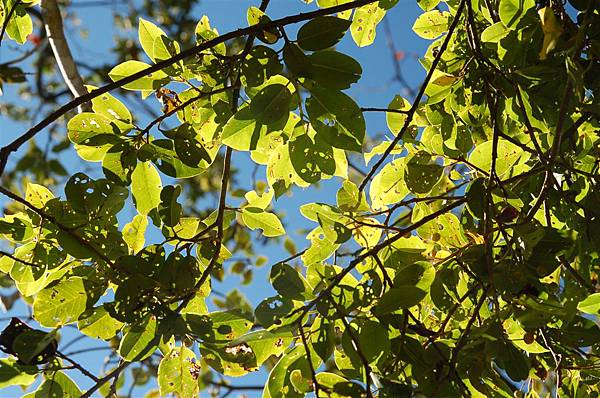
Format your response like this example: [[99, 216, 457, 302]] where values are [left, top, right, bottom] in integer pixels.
[[25, 183, 54, 208], [369, 158, 409, 210], [78, 305, 124, 340], [498, 0, 534, 28], [67, 113, 117, 145], [481, 22, 509, 43], [108, 60, 169, 91], [87, 85, 133, 129], [123, 214, 148, 254], [5, 1, 32, 44], [386, 95, 411, 134], [350, 3, 386, 47], [577, 293, 600, 315], [33, 277, 96, 327], [118, 314, 159, 361], [241, 207, 285, 237], [412, 10, 450, 39], [131, 162, 162, 215], [221, 106, 268, 151], [139, 18, 181, 63], [468, 139, 530, 178]]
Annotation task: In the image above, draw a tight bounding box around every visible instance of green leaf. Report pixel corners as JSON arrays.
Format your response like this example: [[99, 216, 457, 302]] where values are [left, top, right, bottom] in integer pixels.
[[289, 132, 336, 184], [9, 244, 53, 297], [283, 43, 312, 77], [498, 0, 534, 28], [337, 180, 369, 212], [350, 3, 386, 47], [131, 161, 162, 215], [87, 85, 132, 124], [404, 151, 444, 195], [266, 345, 313, 398], [373, 286, 427, 315], [302, 227, 341, 266], [369, 158, 408, 210], [412, 10, 450, 39], [270, 263, 313, 301], [386, 95, 410, 134], [101, 143, 134, 185], [67, 113, 118, 145], [77, 305, 124, 340], [221, 106, 268, 151], [25, 183, 54, 208], [108, 60, 169, 91], [230, 329, 292, 366], [308, 51, 362, 90], [577, 293, 600, 315], [496, 341, 530, 381], [0, 215, 34, 243], [250, 84, 292, 125], [5, 1, 32, 44], [123, 214, 148, 253], [465, 178, 486, 219], [138, 18, 180, 63], [247, 6, 279, 44], [75, 143, 111, 163], [195, 15, 226, 54], [306, 87, 365, 152], [481, 22, 509, 43], [0, 358, 37, 389], [394, 261, 435, 291], [146, 139, 207, 178], [297, 16, 351, 51], [241, 45, 283, 87], [255, 295, 297, 328], [417, 0, 441, 11], [184, 310, 253, 343], [12, 329, 57, 366], [158, 346, 199, 398], [33, 277, 99, 328], [23, 371, 81, 398], [341, 320, 390, 365], [165, 217, 201, 242], [467, 139, 530, 178], [244, 189, 273, 210], [118, 314, 159, 361], [241, 207, 285, 237], [315, 372, 364, 397]]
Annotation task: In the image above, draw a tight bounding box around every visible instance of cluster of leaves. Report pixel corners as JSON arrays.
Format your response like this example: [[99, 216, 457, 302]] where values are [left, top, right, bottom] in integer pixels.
[[1, 0, 600, 397]]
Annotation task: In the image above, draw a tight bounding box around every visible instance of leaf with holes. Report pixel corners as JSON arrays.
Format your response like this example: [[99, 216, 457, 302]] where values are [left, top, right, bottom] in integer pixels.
[[158, 346, 200, 398]]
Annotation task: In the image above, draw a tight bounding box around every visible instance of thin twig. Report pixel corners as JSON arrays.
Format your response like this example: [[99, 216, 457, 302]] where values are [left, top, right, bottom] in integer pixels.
[[80, 361, 129, 398], [298, 321, 321, 396], [358, 0, 466, 192]]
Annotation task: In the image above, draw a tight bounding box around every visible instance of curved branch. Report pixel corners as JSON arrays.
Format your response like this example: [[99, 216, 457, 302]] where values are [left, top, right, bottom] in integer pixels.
[[41, 0, 91, 112]]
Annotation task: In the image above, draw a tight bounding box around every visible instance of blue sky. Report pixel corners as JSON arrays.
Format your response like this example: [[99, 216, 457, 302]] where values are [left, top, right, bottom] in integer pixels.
[[0, 1, 429, 396]]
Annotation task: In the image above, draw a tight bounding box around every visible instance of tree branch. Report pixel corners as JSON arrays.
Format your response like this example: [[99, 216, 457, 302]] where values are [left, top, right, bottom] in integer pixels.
[[80, 361, 130, 398], [41, 0, 91, 112]]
